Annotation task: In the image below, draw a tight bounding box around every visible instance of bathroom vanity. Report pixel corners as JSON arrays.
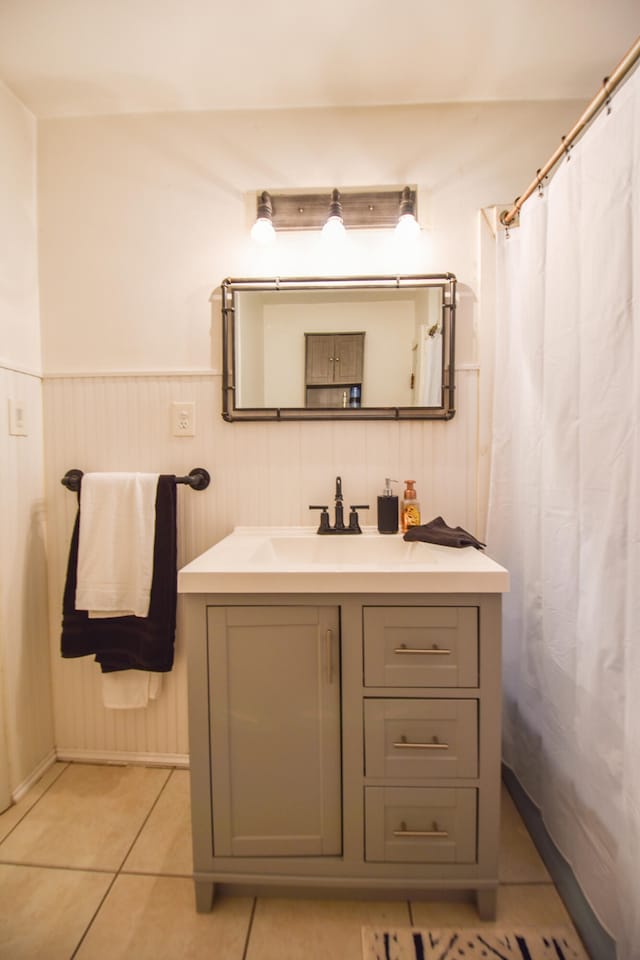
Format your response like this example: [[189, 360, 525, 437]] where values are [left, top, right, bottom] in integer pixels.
[[178, 528, 508, 919]]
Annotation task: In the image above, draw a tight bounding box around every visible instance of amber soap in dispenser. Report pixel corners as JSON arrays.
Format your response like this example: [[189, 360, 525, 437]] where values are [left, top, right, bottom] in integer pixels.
[[377, 478, 399, 534], [401, 480, 421, 532]]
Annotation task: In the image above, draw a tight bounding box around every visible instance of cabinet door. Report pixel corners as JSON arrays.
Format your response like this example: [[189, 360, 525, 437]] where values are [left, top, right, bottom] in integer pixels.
[[305, 335, 335, 384], [208, 605, 341, 858], [332, 334, 364, 384], [305, 333, 365, 385]]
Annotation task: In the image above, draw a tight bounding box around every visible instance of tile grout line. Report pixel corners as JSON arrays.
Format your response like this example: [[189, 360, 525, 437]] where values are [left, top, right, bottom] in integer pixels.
[[0, 859, 116, 875], [69, 872, 119, 960], [0, 762, 70, 847], [65, 766, 176, 959], [241, 897, 258, 960], [112, 766, 175, 874]]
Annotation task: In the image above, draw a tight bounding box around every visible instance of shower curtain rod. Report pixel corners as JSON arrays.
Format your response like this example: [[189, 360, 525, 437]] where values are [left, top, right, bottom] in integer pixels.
[[500, 34, 640, 227]]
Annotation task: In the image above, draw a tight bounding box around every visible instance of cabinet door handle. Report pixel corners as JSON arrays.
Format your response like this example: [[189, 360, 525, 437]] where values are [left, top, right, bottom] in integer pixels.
[[392, 735, 449, 751], [325, 629, 334, 684], [393, 820, 449, 839], [394, 643, 451, 656]]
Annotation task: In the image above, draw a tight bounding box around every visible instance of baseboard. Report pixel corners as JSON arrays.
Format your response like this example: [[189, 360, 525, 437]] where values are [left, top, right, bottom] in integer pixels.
[[502, 764, 616, 960], [55, 749, 189, 769], [12, 749, 57, 802]]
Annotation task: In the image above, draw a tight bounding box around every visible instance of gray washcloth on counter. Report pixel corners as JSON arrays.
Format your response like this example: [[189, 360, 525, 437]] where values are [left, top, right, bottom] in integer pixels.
[[403, 516, 486, 549]]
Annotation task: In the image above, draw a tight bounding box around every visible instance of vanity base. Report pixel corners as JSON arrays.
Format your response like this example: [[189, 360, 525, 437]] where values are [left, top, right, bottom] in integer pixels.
[[193, 876, 497, 921], [476, 886, 498, 920], [184, 592, 503, 924], [194, 880, 216, 913]]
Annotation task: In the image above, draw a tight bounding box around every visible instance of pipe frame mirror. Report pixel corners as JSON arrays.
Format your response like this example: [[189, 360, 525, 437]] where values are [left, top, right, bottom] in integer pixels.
[[221, 274, 456, 422]]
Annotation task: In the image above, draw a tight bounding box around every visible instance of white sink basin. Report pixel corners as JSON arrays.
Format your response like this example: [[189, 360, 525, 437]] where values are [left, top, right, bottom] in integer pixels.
[[248, 534, 441, 566], [178, 527, 509, 594]]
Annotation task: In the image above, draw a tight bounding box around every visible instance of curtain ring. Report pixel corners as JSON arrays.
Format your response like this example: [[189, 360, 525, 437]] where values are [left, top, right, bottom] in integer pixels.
[[603, 76, 612, 115], [499, 202, 519, 238], [536, 169, 544, 198], [561, 135, 572, 162]]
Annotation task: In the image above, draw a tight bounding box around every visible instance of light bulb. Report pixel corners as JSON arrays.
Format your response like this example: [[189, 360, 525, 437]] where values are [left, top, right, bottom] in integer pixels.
[[322, 215, 346, 242], [251, 217, 276, 245], [395, 213, 421, 240]]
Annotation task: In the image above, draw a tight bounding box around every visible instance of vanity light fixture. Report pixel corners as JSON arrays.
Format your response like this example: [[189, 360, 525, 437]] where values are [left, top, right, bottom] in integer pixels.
[[249, 186, 420, 240], [250, 190, 276, 245], [395, 186, 421, 239]]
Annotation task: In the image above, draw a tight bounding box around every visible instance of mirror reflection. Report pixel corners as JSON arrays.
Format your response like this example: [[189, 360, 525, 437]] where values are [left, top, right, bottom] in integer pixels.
[[221, 275, 456, 421]]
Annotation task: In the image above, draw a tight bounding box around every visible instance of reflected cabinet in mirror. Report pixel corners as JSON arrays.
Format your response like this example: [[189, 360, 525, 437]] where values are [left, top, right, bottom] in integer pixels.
[[221, 274, 456, 421]]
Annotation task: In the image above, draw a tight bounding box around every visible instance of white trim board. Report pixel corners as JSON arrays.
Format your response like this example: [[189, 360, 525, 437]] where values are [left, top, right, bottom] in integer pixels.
[[43, 369, 219, 380], [11, 750, 57, 803], [55, 749, 189, 769]]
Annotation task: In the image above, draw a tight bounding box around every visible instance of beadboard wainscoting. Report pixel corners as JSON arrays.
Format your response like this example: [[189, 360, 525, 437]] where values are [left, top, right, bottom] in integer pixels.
[[43, 370, 480, 763], [0, 366, 55, 794]]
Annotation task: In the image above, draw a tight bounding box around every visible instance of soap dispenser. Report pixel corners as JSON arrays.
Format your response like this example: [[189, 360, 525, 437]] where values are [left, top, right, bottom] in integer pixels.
[[401, 480, 421, 532], [377, 478, 399, 534]]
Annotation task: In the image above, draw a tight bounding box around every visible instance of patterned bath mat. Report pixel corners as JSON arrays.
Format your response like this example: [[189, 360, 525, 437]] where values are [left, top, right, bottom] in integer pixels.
[[361, 927, 587, 959]]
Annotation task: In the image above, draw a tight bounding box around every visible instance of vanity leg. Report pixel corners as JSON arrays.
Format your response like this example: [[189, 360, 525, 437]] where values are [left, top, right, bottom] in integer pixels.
[[194, 880, 216, 913], [476, 886, 497, 921]]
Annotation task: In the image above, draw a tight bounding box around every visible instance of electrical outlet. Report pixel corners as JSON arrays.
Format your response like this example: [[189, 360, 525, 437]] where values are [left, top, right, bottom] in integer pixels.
[[171, 401, 196, 437], [8, 398, 27, 436]]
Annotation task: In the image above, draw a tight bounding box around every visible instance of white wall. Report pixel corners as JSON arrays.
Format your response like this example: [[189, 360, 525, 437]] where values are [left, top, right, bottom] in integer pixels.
[[38, 99, 583, 762], [37, 102, 584, 373], [0, 85, 41, 373], [0, 80, 54, 797]]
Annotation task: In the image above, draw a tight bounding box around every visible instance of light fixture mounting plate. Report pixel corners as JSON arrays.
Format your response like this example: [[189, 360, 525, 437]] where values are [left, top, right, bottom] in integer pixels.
[[261, 187, 417, 231]]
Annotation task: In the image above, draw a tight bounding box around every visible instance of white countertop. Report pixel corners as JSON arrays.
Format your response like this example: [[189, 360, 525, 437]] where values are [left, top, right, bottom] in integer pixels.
[[178, 526, 509, 595]]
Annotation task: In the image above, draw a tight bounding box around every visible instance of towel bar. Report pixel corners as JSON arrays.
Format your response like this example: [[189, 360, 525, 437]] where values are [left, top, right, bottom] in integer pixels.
[[61, 467, 211, 492]]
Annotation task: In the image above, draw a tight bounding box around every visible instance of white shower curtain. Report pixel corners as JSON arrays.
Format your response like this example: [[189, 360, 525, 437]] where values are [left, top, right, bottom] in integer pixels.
[[418, 324, 443, 406], [488, 67, 640, 959]]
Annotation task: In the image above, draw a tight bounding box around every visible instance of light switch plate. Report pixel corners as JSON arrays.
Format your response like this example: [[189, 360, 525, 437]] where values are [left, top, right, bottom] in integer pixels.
[[8, 398, 27, 436]]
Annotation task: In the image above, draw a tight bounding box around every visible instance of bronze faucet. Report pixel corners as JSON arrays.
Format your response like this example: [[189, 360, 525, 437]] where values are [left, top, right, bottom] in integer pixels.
[[309, 476, 369, 534]]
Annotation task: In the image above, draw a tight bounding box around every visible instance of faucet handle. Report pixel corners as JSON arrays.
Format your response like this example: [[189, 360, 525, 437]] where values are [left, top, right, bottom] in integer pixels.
[[309, 505, 330, 533], [348, 504, 369, 534]]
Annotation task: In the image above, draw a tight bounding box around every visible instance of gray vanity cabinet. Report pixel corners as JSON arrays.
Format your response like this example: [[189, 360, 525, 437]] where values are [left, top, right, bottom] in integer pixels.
[[184, 593, 502, 919]]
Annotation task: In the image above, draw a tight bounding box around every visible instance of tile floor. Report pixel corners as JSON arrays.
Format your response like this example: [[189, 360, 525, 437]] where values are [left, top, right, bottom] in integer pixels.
[[0, 762, 587, 959]]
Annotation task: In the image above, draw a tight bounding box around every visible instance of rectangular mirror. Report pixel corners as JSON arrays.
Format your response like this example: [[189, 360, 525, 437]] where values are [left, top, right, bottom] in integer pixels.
[[220, 274, 456, 421]]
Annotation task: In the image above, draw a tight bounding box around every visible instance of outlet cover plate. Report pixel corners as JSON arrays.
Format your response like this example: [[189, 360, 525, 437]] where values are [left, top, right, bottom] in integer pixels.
[[171, 401, 195, 437], [8, 399, 27, 436]]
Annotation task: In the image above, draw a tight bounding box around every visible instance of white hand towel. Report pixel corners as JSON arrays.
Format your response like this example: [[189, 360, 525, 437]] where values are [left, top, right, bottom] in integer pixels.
[[101, 671, 163, 709], [75, 472, 159, 619]]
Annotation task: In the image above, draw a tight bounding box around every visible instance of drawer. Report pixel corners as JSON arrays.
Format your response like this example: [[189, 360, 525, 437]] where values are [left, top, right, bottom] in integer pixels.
[[363, 606, 478, 687], [365, 786, 477, 863], [364, 699, 478, 779]]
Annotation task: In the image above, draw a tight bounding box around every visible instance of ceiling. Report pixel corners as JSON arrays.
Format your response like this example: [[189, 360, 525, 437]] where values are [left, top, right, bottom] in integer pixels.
[[0, 0, 638, 118]]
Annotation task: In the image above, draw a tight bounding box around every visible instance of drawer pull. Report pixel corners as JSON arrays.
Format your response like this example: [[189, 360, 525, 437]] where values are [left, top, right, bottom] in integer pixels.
[[394, 643, 451, 656], [394, 820, 449, 839], [325, 629, 334, 684], [393, 735, 449, 751]]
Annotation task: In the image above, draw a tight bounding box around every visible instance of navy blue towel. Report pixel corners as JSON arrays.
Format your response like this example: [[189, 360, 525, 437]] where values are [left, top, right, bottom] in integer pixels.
[[61, 475, 177, 672]]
